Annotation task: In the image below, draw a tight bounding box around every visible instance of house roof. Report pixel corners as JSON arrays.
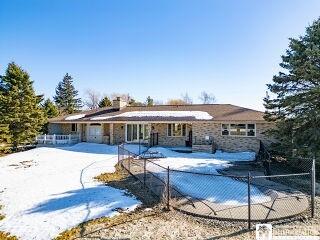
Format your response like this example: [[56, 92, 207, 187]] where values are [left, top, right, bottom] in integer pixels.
[[48, 104, 266, 123]]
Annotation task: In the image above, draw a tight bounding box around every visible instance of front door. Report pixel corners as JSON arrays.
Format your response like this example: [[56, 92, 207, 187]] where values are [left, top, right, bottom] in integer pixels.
[[87, 124, 103, 143]]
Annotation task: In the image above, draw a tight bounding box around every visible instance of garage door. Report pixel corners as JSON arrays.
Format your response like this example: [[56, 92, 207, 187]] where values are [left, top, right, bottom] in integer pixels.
[[87, 125, 103, 143]]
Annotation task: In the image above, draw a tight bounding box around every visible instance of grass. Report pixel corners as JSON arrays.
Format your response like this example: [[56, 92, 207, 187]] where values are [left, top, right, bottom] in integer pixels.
[[94, 164, 127, 182], [0, 205, 4, 221], [0, 232, 18, 240], [55, 209, 159, 240]]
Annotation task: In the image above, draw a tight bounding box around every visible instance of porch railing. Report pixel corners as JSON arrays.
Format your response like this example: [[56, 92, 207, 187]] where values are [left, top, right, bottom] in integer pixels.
[[36, 134, 80, 145]]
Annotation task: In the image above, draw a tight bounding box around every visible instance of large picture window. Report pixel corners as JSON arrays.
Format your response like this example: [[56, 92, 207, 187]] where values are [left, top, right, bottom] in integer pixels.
[[221, 123, 256, 137], [126, 124, 150, 142], [167, 123, 186, 137]]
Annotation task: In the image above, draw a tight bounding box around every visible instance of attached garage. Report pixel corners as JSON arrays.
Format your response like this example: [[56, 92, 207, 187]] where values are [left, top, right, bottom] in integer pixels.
[[87, 123, 103, 143]]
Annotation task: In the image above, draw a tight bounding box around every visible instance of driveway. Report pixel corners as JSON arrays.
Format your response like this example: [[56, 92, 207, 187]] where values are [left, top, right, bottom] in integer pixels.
[[0, 143, 142, 240]]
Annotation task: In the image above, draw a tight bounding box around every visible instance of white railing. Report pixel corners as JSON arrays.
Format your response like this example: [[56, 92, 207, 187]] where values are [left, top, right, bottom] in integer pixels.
[[36, 134, 80, 145]]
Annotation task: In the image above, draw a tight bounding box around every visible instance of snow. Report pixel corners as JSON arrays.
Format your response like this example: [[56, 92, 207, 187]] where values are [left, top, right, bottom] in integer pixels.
[[65, 114, 86, 120], [91, 111, 213, 120], [147, 147, 271, 205], [0, 143, 142, 240]]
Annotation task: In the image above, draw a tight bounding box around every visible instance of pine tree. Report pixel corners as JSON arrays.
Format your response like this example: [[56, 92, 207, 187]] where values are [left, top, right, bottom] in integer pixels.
[[264, 18, 320, 157], [42, 98, 59, 118], [41, 98, 59, 133], [53, 73, 82, 114], [0, 124, 11, 145], [146, 96, 154, 106], [98, 96, 112, 108], [0, 62, 45, 147]]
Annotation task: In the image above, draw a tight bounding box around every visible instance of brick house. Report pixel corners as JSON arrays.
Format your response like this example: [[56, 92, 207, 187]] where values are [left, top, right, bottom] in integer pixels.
[[47, 98, 274, 153]]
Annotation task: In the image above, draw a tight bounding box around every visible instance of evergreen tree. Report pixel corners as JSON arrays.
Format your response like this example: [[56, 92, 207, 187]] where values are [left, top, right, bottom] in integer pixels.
[[98, 96, 112, 108], [42, 98, 59, 119], [41, 98, 59, 133], [146, 96, 154, 106], [0, 62, 45, 147], [53, 73, 82, 114], [0, 124, 11, 145], [264, 18, 320, 157]]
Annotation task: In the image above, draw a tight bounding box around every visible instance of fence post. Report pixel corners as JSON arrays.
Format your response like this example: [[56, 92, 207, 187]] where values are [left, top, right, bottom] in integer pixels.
[[156, 133, 159, 145], [247, 172, 252, 229], [53, 134, 56, 145], [44, 134, 47, 144], [166, 166, 170, 210], [117, 145, 120, 164], [311, 157, 316, 218], [139, 138, 141, 155], [143, 158, 146, 187], [68, 134, 71, 144], [128, 155, 131, 172]]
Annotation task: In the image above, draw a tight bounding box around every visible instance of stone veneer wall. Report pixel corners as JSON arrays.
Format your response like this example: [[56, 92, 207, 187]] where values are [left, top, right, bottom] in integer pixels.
[[102, 123, 110, 144], [103, 123, 110, 136], [192, 121, 274, 153], [113, 123, 125, 144], [48, 123, 72, 135], [151, 123, 188, 146]]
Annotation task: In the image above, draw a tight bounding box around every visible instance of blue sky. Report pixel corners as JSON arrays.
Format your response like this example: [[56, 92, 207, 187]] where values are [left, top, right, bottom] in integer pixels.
[[1, 0, 319, 110]]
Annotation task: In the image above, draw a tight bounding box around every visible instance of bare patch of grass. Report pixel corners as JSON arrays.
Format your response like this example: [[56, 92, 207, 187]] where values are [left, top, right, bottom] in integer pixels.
[[0, 232, 18, 240], [55, 208, 160, 240], [0, 205, 4, 221], [94, 164, 126, 182], [95, 163, 160, 207]]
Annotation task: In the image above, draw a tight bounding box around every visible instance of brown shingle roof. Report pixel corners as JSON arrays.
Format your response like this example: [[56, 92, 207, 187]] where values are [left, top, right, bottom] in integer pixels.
[[49, 104, 266, 123]]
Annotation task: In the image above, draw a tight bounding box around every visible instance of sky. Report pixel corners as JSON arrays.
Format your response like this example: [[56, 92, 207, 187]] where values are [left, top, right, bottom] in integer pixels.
[[1, 0, 320, 111]]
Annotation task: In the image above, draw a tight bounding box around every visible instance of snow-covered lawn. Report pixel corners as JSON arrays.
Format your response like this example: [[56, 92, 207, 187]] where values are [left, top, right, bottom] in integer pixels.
[[0, 143, 144, 240], [148, 147, 271, 205]]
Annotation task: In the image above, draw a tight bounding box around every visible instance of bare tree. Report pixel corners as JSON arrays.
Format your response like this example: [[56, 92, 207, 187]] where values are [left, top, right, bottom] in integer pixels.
[[181, 92, 193, 104], [110, 93, 132, 103], [199, 91, 216, 104], [166, 98, 188, 105], [84, 89, 101, 110]]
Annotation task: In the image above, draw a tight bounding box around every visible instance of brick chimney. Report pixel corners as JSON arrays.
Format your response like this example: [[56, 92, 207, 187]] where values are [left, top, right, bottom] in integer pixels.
[[112, 97, 127, 109]]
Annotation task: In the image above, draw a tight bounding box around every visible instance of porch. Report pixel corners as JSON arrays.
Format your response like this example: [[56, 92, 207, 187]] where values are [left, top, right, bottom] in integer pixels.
[[36, 134, 80, 145]]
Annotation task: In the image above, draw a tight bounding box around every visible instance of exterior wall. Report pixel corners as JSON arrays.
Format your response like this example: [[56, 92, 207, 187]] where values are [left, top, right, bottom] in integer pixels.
[[256, 122, 275, 147], [151, 123, 187, 146], [113, 123, 125, 144], [80, 123, 87, 142], [192, 121, 274, 153], [48, 123, 73, 135], [49, 120, 274, 151], [103, 123, 110, 136], [102, 123, 110, 144]]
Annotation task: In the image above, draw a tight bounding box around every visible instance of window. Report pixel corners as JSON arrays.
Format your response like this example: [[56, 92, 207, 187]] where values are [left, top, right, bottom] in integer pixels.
[[126, 124, 150, 142], [247, 124, 255, 136], [230, 124, 246, 136], [221, 123, 256, 137], [167, 123, 187, 137], [71, 123, 77, 132], [221, 124, 229, 136]]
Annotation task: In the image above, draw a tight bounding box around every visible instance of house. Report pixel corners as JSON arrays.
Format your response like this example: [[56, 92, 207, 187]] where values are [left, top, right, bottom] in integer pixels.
[[46, 97, 274, 153]]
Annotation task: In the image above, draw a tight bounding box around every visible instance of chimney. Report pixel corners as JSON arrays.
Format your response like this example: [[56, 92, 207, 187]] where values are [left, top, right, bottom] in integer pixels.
[[112, 97, 127, 109]]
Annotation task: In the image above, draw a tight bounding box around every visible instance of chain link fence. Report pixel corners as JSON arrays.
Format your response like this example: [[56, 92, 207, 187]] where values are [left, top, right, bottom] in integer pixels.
[[118, 144, 316, 229]]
